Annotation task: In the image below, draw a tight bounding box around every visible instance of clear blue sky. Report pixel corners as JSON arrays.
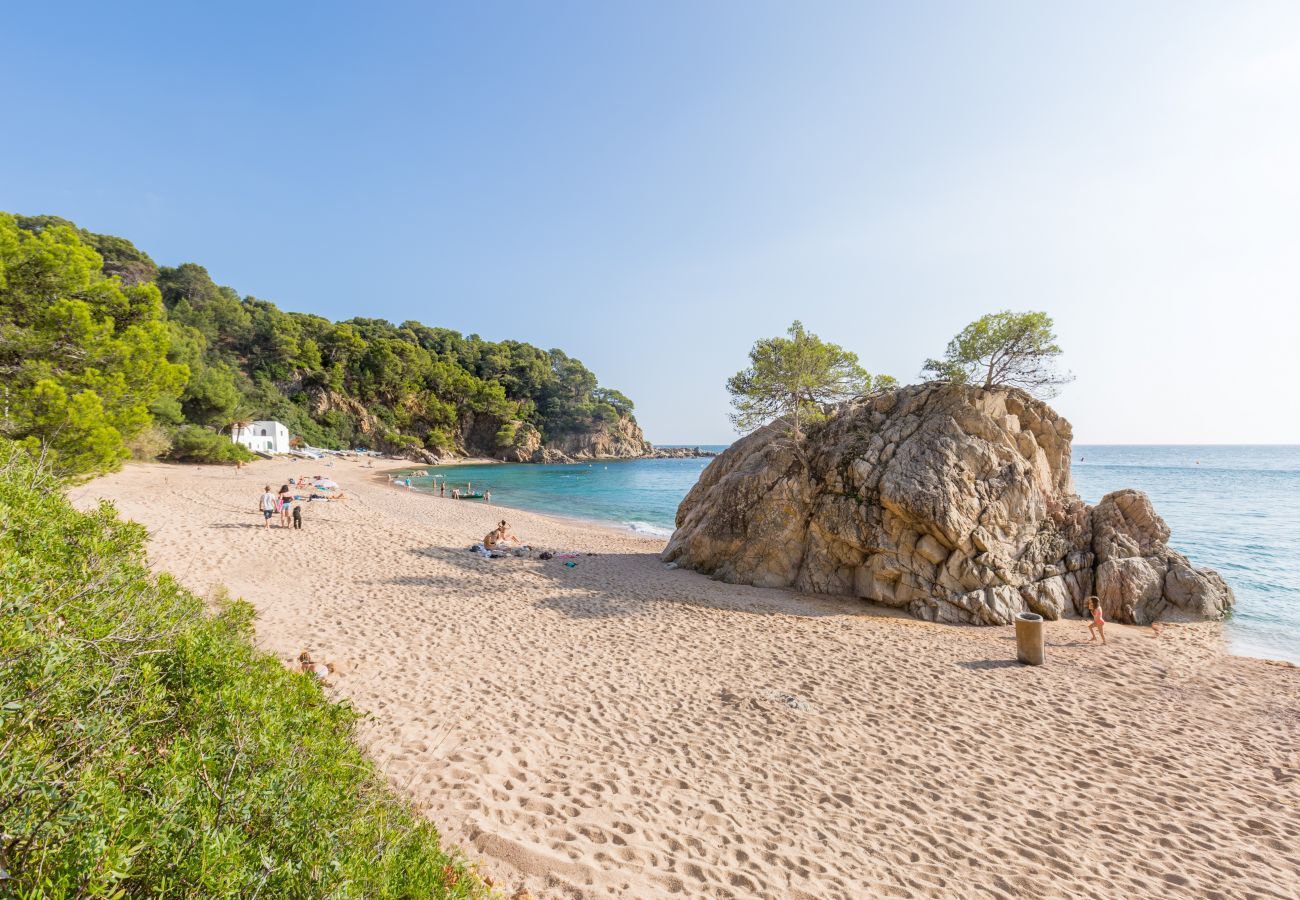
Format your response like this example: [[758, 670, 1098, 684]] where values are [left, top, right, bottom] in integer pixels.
[[4, 2, 1298, 444]]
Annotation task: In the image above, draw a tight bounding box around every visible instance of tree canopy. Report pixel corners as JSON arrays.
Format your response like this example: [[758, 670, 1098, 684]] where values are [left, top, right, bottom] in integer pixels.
[[0, 211, 641, 476], [0, 213, 186, 476], [727, 321, 894, 438], [922, 310, 1072, 397]]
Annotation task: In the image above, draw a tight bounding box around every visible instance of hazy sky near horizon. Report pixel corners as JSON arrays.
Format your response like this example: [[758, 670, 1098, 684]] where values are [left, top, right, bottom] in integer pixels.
[[4, 2, 1298, 444]]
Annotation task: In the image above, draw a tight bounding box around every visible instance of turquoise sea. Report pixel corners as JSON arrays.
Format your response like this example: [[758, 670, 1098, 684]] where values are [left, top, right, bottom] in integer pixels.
[[414, 444, 1300, 663]]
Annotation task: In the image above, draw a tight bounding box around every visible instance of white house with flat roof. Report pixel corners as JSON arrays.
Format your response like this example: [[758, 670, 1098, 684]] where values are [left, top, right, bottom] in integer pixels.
[[234, 420, 291, 455]]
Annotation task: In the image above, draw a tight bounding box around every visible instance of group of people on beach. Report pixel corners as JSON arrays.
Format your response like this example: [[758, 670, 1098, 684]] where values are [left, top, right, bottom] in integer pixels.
[[390, 473, 491, 503], [258, 477, 347, 530], [437, 479, 490, 503], [259, 484, 301, 530]]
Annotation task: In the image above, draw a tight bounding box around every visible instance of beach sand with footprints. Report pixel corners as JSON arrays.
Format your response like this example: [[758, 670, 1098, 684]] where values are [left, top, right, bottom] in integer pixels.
[[74, 458, 1300, 899]]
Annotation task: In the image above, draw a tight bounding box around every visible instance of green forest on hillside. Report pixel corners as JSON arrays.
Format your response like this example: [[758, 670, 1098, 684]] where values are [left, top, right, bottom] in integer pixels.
[[0, 212, 636, 477]]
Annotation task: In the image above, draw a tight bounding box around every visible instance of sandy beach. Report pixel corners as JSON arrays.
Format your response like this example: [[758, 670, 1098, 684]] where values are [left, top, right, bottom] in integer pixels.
[[73, 458, 1300, 900]]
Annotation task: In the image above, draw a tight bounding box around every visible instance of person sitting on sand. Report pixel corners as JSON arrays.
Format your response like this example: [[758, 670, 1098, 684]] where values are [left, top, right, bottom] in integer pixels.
[[297, 650, 335, 685], [1086, 596, 1107, 644], [484, 520, 521, 549]]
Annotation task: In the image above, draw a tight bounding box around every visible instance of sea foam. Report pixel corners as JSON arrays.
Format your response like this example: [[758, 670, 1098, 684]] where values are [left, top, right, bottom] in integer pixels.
[[625, 521, 673, 538]]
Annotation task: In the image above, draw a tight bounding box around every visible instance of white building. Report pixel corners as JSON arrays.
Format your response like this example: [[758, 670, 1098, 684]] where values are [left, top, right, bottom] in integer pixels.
[[234, 420, 291, 455]]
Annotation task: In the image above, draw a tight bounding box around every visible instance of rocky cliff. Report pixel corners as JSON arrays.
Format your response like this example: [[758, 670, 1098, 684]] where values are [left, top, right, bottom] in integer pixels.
[[544, 415, 654, 460], [663, 384, 1233, 625], [497, 417, 717, 463]]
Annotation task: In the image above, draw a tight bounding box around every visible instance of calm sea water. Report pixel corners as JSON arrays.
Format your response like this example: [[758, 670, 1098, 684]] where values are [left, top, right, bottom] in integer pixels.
[[410, 448, 730, 538], [413, 444, 1300, 663]]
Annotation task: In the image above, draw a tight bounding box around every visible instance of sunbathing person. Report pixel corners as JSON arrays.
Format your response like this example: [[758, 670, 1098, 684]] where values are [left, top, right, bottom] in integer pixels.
[[484, 520, 523, 549], [296, 650, 335, 685]]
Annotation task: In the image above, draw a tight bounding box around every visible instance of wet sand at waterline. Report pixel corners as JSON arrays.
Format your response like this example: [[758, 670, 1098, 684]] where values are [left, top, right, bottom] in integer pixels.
[[74, 459, 1300, 899]]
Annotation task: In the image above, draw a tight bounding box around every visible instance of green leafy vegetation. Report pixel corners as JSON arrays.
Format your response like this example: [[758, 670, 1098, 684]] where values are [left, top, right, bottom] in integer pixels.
[[922, 310, 1073, 397], [1, 211, 639, 478], [727, 320, 895, 439], [168, 424, 257, 464], [0, 213, 187, 477], [0, 444, 486, 897]]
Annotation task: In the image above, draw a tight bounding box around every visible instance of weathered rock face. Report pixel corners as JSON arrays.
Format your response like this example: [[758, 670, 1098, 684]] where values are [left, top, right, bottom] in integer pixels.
[[541, 415, 653, 461], [663, 384, 1234, 625], [309, 388, 378, 437], [499, 423, 543, 463]]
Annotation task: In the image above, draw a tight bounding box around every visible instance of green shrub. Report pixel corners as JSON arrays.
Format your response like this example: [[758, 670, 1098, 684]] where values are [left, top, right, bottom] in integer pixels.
[[126, 423, 173, 461], [166, 425, 256, 464], [0, 444, 486, 898], [492, 423, 517, 449]]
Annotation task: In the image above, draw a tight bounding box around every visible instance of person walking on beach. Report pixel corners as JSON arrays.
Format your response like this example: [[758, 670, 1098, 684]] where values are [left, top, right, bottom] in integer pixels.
[[1086, 596, 1107, 644], [484, 490, 491, 504], [278, 484, 293, 527], [440, 481, 445, 497], [259, 485, 277, 529]]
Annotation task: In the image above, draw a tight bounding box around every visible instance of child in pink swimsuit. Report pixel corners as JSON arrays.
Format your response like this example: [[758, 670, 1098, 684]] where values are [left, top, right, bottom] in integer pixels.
[[1086, 596, 1107, 644]]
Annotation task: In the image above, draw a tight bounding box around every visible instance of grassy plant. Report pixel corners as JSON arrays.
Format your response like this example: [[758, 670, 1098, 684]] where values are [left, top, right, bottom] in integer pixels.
[[0, 443, 487, 898]]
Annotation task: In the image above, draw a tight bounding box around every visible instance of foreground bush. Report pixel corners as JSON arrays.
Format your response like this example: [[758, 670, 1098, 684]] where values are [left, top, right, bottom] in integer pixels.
[[0, 444, 485, 898]]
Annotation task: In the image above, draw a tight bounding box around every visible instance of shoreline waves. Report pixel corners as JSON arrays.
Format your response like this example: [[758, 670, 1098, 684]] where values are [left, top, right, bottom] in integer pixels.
[[72, 457, 1300, 899]]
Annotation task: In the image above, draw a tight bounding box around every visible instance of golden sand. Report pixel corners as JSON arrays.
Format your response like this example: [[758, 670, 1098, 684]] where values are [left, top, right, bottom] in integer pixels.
[[74, 458, 1300, 899]]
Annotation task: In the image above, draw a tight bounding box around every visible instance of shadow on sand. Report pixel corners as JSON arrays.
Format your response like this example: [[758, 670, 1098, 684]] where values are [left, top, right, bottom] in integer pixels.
[[957, 659, 1024, 670], [387, 545, 890, 623]]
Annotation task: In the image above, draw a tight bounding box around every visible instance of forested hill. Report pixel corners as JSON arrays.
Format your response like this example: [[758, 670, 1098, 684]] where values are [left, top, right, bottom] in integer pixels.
[[0, 212, 650, 476]]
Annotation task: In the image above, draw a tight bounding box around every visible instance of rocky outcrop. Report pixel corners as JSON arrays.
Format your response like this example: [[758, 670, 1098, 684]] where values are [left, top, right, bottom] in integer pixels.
[[309, 388, 379, 437], [499, 423, 543, 462], [1090, 489, 1233, 623], [663, 384, 1233, 625], [542, 415, 653, 461], [647, 446, 719, 459]]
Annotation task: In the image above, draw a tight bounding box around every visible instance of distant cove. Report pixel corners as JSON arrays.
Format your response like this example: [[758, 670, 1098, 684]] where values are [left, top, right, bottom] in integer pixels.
[[408, 444, 1299, 664], [405, 448, 730, 538]]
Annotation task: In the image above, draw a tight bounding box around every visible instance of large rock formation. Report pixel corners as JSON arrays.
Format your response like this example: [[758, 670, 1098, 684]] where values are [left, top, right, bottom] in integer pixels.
[[500, 419, 719, 463], [542, 415, 653, 460], [663, 384, 1233, 625]]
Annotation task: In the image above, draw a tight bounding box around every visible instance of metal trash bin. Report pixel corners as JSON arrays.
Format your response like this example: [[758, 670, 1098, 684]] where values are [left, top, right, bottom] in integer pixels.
[[1015, 612, 1045, 665]]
